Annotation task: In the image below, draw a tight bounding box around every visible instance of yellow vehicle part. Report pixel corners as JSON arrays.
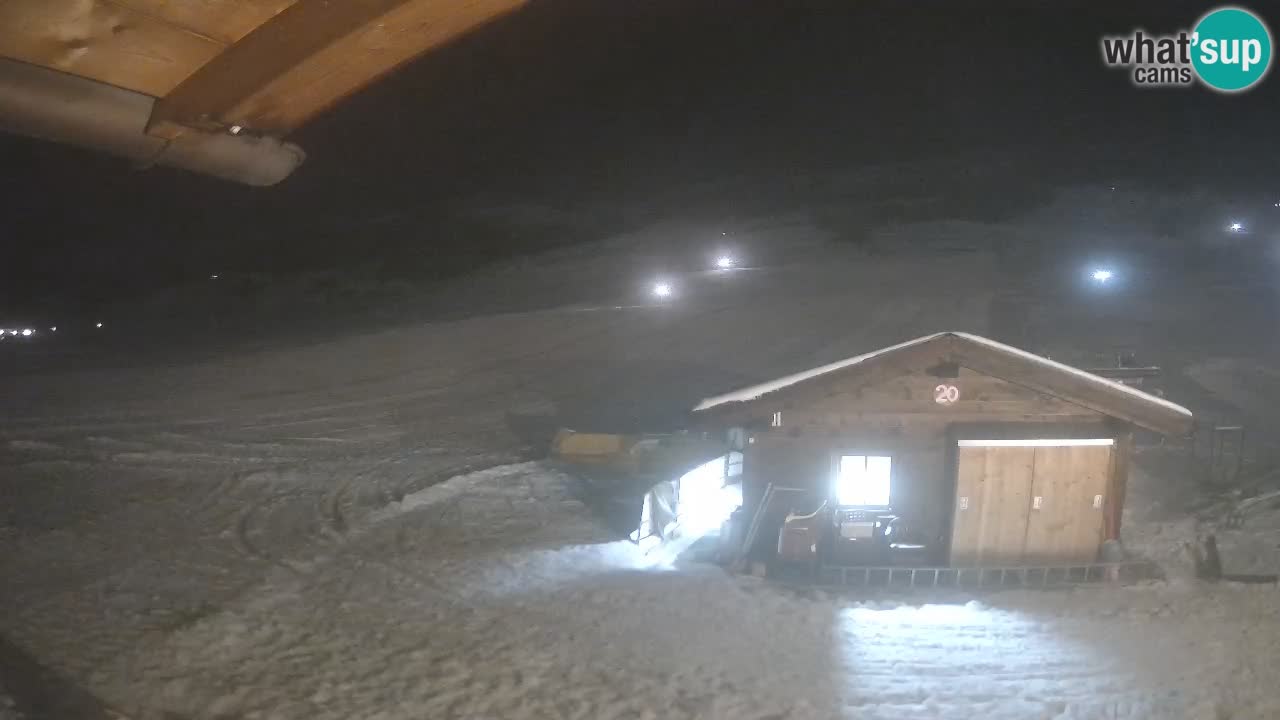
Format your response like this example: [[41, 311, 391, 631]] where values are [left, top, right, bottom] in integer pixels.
[[550, 430, 636, 465]]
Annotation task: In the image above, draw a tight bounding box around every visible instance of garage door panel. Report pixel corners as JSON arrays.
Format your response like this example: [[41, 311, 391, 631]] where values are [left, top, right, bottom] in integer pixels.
[[951, 446, 1034, 566], [1024, 445, 1110, 563]]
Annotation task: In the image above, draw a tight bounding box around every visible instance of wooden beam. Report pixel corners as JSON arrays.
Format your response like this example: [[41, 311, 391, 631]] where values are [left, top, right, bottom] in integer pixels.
[[147, 0, 526, 138], [1105, 428, 1134, 542]]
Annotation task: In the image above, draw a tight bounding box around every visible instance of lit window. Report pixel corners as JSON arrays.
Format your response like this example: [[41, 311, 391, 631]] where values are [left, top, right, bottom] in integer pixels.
[[836, 455, 892, 507], [771, 411, 782, 427]]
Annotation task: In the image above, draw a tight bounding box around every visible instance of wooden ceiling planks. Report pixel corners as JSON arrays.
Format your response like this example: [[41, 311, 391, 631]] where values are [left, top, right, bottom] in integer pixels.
[[108, 0, 300, 45], [0, 0, 225, 95], [148, 0, 528, 137], [2, 0, 524, 138]]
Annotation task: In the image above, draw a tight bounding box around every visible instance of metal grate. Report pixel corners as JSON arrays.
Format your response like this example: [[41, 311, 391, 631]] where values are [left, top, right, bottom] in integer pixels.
[[817, 560, 1159, 588]]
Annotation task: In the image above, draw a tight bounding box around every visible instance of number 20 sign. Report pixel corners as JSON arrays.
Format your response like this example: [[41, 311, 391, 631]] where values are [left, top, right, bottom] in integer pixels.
[[934, 384, 960, 405]]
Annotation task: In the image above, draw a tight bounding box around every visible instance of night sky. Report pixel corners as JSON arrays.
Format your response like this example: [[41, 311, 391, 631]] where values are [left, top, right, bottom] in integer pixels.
[[4, 0, 1278, 311]]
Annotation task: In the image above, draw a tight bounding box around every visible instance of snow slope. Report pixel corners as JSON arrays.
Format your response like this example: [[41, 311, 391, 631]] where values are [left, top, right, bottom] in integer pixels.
[[3, 216, 1280, 718]]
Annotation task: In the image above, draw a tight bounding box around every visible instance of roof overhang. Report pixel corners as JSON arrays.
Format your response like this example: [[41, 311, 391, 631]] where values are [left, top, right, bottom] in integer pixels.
[[0, 0, 527, 184]]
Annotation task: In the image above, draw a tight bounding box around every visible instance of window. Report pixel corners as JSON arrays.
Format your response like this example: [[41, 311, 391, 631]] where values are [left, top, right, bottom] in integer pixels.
[[771, 411, 782, 427], [836, 455, 892, 507]]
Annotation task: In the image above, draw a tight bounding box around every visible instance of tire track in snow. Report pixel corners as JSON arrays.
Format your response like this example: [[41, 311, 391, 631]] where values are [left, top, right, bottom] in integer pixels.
[[232, 492, 311, 576]]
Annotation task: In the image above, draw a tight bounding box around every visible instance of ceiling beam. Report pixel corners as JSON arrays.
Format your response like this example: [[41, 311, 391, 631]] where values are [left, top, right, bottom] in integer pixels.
[[147, 0, 526, 139]]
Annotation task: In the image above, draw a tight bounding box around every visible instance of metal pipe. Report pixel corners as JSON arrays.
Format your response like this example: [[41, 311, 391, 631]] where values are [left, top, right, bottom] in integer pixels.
[[0, 59, 304, 186]]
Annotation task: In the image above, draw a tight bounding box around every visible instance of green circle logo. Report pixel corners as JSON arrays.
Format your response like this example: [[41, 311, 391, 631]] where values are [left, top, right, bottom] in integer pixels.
[[1192, 7, 1273, 92]]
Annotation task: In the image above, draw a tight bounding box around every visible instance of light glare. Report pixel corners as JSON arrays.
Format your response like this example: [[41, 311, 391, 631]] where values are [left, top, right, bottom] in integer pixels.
[[652, 282, 672, 298], [1092, 269, 1113, 283], [677, 457, 742, 537], [1230, 222, 1244, 232], [836, 455, 892, 507], [715, 256, 735, 269], [21, 329, 32, 337]]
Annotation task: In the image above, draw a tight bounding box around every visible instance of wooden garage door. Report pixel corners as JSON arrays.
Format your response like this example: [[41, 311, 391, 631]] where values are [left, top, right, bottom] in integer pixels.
[[951, 440, 1112, 566], [1023, 444, 1112, 563], [950, 445, 1035, 566]]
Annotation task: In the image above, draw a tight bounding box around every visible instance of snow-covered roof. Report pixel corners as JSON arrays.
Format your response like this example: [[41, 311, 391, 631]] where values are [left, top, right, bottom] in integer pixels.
[[692, 331, 1192, 424], [693, 333, 944, 411]]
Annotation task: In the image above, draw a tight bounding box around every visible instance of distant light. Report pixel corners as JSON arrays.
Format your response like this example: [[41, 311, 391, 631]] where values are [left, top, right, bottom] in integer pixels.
[[210, 274, 220, 279], [96, 322, 104, 329], [1230, 222, 1244, 232], [7, 330, 16, 336], [1092, 269, 1113, 283], [652, 282, 673, 298], [715, 256, 735, 269], [49, 326, 57, 332], [229, 125, 243, 136], [21, 329, 33, 337]]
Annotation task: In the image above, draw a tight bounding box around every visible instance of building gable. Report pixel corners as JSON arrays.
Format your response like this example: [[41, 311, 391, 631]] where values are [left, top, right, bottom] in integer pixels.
[[693, 332, 1192, 436]]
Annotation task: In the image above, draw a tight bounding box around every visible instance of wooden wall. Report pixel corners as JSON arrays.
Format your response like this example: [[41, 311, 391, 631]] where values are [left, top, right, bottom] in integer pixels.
[[734, 363, 1120, 560]]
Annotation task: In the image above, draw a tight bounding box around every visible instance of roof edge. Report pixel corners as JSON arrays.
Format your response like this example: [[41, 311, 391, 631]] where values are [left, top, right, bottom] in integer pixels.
[[692, 331, 1193, 434]]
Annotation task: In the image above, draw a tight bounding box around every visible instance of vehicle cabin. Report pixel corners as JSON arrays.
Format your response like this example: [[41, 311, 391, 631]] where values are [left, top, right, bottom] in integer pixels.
[[692, 332, 1193, 569]]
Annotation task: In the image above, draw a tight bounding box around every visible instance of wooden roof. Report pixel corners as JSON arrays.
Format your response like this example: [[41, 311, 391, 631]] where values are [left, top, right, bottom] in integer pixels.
[[693, 332, 1194, 437], [0, 0, 525, 138]]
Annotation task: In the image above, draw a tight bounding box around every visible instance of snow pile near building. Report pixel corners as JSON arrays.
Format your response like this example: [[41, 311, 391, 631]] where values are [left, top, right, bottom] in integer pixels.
[[1123, 443, 1280, 579], [1121, 447, 1206, 582]]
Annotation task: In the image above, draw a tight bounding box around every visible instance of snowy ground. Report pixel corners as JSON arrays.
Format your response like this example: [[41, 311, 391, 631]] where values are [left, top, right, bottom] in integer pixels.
[[19, 460, 1280, 720], [0, 688, 20, 720], [4, 203, 1280, 718]]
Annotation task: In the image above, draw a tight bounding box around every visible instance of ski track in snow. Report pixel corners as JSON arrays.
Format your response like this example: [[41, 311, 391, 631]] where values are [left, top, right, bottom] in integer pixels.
[[1, 252, 1279, 719]]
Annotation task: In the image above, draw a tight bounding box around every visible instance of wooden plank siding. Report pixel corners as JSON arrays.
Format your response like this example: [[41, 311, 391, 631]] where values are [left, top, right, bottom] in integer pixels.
[[694, 333, 1192, 437], [750, 367, 1104, 433], [1022, 445, 1111, 563], [951, 443, 1111, 566], [697, 333, 1188, 567], [951, 446, 1035, 566], [734, 364, 1116, 553]]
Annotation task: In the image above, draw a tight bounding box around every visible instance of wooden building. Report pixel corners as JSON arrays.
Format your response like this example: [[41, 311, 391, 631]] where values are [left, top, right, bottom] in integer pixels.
[[692, 332, 1193, 568]]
